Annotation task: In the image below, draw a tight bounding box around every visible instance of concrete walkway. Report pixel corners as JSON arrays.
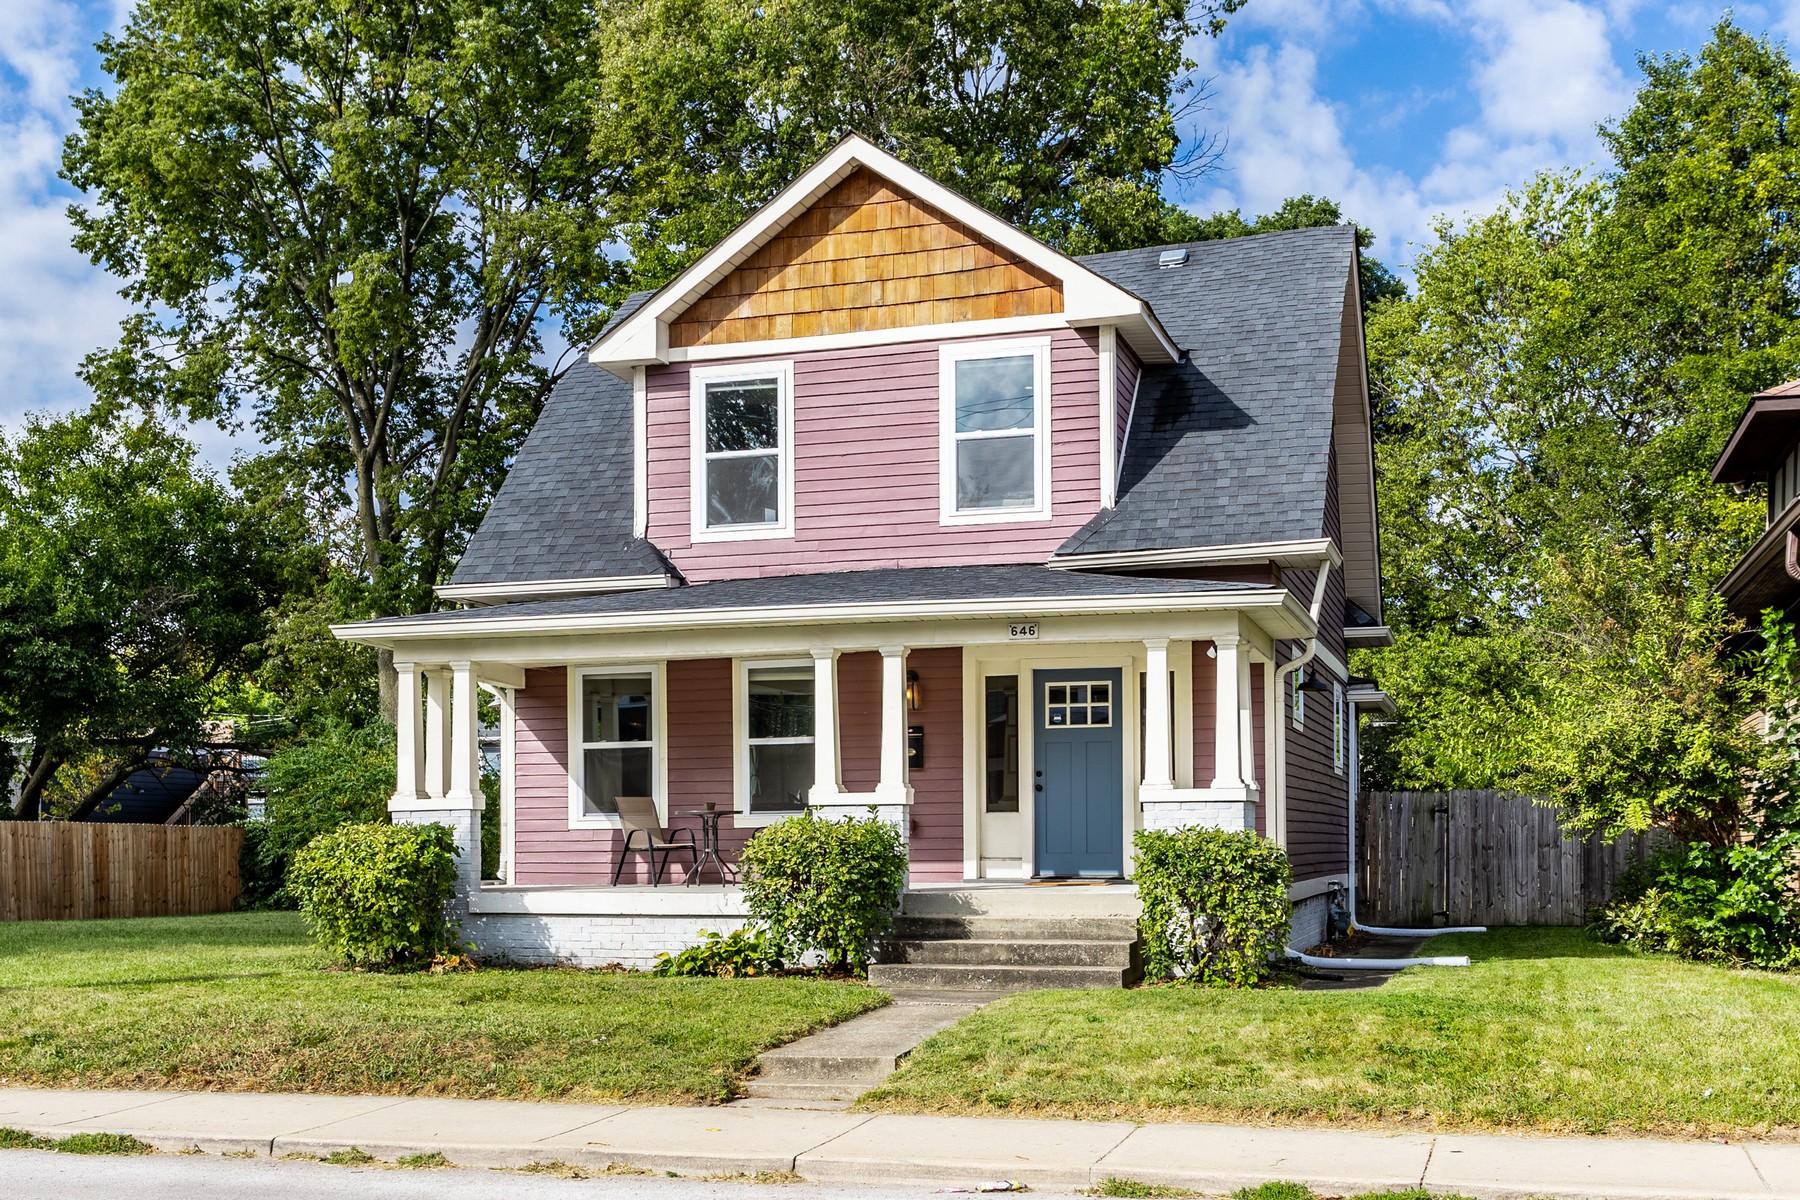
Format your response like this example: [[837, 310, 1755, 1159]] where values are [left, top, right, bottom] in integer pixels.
[[6, 1087, 1800, 1198]]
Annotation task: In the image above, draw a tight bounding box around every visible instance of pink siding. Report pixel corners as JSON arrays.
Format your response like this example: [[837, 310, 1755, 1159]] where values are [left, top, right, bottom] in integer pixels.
[[1115, 338, 1140, 455], [906, 647, 964, 880], [648, 329, 1103, 582], [511, 653, 966, 884]]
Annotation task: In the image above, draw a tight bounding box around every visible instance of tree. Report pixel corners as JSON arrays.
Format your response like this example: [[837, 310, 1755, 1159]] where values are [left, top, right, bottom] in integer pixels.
[[591, 0, 1250, 287], [63, 0, 619, 717], [1172, 193, 1407, 312], [1355, 21, 1800, 844], [0, 411, 287, 820]]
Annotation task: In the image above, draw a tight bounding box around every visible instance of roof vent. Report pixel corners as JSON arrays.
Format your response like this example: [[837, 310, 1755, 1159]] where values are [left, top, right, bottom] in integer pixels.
[[1157, 247, 1189, 269]]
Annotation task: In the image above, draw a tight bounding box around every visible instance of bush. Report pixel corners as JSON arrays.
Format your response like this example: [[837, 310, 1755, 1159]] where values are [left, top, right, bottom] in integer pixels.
[[289, 822, 461, 968], [1593, 842, 1800, 970], [1133, 826, 1292, 986], [739, 810, 907, 970], [249, 722, 396, 907], [651, 927, 786, 977]]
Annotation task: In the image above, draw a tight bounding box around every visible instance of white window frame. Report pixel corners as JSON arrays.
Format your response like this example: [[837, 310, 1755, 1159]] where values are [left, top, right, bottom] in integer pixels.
[[1333, 681, 1346, 775], [689, 359, 795, 543], [938, 336, 1053, 525], [566, 663, 668, 829], [734, 657, 816, 827], [1292, 669, 1305, 730]]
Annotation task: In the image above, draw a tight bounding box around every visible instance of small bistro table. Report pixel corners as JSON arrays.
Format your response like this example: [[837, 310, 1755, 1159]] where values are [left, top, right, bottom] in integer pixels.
[[675, 808, 737, 886]]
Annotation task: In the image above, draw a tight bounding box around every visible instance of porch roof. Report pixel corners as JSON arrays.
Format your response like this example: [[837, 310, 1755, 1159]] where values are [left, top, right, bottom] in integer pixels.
[[335, 564, 1294, 644]]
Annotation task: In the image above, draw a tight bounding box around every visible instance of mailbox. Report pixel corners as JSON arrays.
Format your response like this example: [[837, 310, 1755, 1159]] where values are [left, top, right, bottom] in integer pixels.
[[907, 725, 925, 769]]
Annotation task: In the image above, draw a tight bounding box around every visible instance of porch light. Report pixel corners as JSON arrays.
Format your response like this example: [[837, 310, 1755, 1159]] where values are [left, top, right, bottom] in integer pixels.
[[905, 669, 922, 710], [1298, 668, 1334, 693]]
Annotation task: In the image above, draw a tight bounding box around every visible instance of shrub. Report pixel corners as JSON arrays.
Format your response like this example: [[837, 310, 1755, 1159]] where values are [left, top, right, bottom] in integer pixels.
[[651, 926, 786, 977], [1133, 826, 1292, 986], [739, 810, 907, 970], [289, 822, 461, 969], [248, 722, 396, 907], [1593, 842, 1800, 970]]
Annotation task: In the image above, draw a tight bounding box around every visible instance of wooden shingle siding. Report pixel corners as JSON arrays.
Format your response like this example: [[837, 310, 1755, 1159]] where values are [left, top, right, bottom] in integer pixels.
[[671, 168, 1063, 348], [648, 328, 1103, 582]]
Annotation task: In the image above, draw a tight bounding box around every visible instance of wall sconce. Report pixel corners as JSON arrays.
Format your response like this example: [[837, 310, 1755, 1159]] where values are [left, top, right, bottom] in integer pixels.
[[1298, 667, 1334, 693], [905, 669, 922, 710]]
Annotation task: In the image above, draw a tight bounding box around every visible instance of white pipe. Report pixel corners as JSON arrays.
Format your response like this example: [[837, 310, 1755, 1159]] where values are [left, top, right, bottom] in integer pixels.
[[1343, 696, 1488, 938], [1287, 948, 1470, 970]]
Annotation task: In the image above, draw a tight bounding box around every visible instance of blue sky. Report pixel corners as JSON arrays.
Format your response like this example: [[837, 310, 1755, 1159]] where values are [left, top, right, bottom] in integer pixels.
[[0, 0, 1792, 465]]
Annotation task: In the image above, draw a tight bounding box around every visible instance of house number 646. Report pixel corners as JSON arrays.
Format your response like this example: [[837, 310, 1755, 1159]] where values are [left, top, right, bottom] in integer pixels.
[[1008, 623, 1039, 641]]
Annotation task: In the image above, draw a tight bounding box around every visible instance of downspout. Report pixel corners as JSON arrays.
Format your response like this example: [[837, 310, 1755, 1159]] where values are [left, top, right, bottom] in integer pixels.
[[1275, 557, 1479, 968]]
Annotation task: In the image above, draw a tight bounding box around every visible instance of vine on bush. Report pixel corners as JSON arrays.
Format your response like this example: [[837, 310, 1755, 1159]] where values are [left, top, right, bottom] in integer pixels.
[[1132, 826, 1291, 986], [651, 927, 786, 977], [289, 822, 461, 969], [739, 810, 907, 971]]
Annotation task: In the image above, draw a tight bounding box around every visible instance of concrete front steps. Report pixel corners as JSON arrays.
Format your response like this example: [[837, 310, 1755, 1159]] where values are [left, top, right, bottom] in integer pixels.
[[867, 885, 1144, 991], [737, 992, 987, 1110]]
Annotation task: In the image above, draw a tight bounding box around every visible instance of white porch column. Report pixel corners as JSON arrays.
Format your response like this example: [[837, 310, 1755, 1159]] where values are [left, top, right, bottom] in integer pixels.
[[391, 661, 427, 809], [807, 648, 843, 804], [875, 645, 912, 804], [423, 668, 451, 800], [445, 659, 482, 808], [1141, 638, 1174, 792], [1211, 634, 1246, 791], [1238, 646, 1260, 798]]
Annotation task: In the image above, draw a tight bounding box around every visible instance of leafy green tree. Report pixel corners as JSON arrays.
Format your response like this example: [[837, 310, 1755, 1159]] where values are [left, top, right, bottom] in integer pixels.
[[1173, 193, 1407, 310], [592, 0, 1249, 285], [63, 0, 619, 717], [245, 721, 395, 906], [0, 411, 287, 820]]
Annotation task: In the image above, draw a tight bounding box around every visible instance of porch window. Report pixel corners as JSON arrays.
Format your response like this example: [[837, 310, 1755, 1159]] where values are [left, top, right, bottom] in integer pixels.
[[577, 671, 656, 817], [984, 675, 1020, 812], [745, 665, 813, 814], [940, 338, 1051, 522], [690, 361, 793, 540]]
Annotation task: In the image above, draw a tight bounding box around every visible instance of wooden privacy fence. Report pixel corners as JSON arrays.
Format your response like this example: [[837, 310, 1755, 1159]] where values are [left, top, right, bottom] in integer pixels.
[[0, 822, 243, 922], [1358, 790, 1666, 927]]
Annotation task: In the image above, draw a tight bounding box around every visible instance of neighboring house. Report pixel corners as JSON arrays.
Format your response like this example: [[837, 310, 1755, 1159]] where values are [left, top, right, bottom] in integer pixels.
[[335, 135, 1390, 972], [1713, 379, 1800, 625]]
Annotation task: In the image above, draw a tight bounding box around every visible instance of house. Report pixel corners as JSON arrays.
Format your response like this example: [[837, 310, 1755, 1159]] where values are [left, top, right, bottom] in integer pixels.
[[334, 135, 1389, 976], [1713, 380, 1800, 625]]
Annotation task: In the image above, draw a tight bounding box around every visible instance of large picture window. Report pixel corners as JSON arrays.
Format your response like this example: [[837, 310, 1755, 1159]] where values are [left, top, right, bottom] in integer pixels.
[[744, 664, 814, 816], [690, 361, 793, 540], [574, 670, 658, 820], [940, 338, 1051, 522]]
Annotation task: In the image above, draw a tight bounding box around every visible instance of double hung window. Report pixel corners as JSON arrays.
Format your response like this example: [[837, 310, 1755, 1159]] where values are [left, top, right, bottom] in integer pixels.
[[940, 339, 1051, 522], [744, 664, 814, 816], [574, 669, 659, 821], [691, 362, 793, 539]]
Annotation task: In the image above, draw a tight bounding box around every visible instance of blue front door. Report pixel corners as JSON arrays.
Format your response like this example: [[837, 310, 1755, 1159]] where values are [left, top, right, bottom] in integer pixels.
[[1033, 668, 1125, 877]]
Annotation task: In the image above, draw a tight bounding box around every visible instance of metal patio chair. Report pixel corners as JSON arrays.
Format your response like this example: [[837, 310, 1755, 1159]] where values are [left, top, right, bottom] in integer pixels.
[[612, 795, 697, 886]]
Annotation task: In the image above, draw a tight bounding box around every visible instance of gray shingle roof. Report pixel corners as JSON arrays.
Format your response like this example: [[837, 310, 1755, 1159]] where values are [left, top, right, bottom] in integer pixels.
[[1062, 225, 1356, 556], [447, 295, 671, 588], [387, 564, 1259, 627]]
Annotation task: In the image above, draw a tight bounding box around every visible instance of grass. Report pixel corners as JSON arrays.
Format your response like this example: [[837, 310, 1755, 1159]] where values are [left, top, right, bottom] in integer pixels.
[[320, 1146, 376, 1166], [0, 911, 884, 1104], [0, 1128, 151, 1154], [864, 927, 1800, 1139]]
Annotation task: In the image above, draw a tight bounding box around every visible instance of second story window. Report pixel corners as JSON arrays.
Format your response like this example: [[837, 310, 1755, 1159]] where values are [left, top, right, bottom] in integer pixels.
[[940, 337, 1052, 523], [690, 361, 794, 541]]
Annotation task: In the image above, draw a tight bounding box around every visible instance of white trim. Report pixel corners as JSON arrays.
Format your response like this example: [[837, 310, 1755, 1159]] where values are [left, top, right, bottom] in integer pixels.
[[1047, 538, 1345, 573], [1098, 326, 1117, 509], [436, 575, 676, 604], [1288, 875, 1342, 903], [1344, 624, 1394, 647], [689, 359, 795, 543], [336, 587, 1316, 644], [566, 663, 668, 829], [938, 336, 1053, 526], [498, 685, 516, 882], [1333, 681, 1346, 776], [735, 656, 819, 825], [1313, 642, 1349, 683], [586, 134, 1178, 373], [632, 366, 649, 538], [669, 315, 1078, 365]]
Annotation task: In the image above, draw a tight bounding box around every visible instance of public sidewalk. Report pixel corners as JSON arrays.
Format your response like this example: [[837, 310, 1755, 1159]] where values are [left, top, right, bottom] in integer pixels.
[[4, 1087, 1798, 1199]]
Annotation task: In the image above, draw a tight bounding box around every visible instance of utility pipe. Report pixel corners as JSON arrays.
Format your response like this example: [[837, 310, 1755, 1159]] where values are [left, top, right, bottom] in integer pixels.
[[1286, 947, 1470, 970]]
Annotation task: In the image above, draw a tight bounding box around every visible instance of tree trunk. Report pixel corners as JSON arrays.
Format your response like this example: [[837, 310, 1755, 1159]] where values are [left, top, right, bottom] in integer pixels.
[[378, 646, 398, 727]]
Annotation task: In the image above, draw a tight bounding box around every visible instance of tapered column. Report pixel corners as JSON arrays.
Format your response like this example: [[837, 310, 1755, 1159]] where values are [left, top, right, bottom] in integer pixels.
[[1142, 638, 1174, 792], [808, 648, 843, 804], [423, 668, 451, 800], [1211, 635, 1246, 791], [876, 645, 912, 803], [391, 661, 427, 808]]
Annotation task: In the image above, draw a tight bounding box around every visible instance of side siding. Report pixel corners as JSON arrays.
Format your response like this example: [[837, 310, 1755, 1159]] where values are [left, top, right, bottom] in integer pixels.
[[906, 646, 964, 881], [647, 328, 1102, 582], [1283, 647, 1348, 881]]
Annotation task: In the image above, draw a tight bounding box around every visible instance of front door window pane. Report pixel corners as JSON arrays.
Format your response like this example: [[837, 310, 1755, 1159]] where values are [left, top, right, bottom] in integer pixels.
[[985, 675, 1020, 813]]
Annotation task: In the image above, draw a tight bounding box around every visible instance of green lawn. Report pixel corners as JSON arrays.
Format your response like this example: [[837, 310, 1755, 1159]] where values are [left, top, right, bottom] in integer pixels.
[[863, 927, 1800, 1139], [0, 911, 884, 1103]]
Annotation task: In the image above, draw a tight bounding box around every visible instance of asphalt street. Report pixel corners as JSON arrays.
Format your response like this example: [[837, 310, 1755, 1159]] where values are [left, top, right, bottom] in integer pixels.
[[0, 1150, 1058, 1200]]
